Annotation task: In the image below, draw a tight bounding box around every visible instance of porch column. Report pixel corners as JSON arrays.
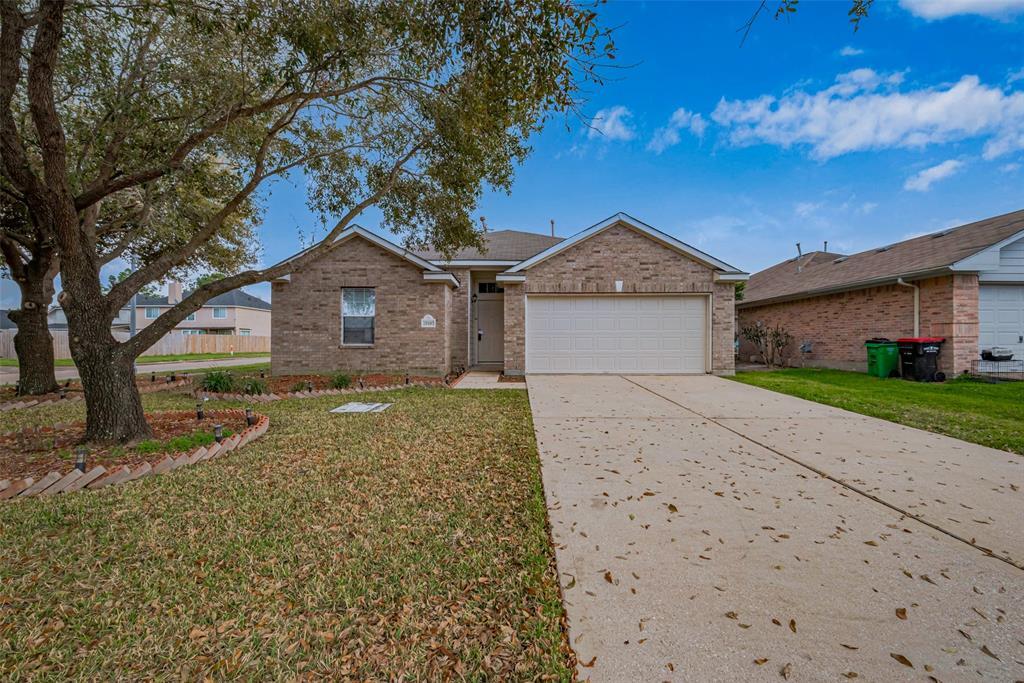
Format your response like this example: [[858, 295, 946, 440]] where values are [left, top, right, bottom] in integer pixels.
[[503, 283, 525, 375]]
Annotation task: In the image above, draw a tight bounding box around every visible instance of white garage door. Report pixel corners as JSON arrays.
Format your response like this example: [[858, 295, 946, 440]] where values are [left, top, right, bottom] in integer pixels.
[[526, 295, 707, 374], [979, 285, 1024, 360]]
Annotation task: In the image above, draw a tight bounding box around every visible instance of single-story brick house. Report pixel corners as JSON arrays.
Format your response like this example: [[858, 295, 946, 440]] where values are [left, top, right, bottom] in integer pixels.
[[272, 213, 747, 377], [737, 209, 1024, 376]]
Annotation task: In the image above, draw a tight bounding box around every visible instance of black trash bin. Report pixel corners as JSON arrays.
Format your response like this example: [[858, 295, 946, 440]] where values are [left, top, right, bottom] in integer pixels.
[[897, 337, 946, 382]]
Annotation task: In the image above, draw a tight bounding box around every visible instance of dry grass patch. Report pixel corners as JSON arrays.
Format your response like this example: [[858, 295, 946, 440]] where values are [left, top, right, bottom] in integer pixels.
[[0, 388, 572, 679]]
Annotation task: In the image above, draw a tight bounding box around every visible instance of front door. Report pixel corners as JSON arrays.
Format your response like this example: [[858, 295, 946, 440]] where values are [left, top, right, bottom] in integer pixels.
[[474, 278, 504, 364]]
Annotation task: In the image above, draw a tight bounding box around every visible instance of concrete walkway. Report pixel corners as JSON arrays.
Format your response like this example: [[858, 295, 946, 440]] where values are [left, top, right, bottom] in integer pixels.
[[529, 374, 1023, 682], [0, 356, 268, 385], [451, 370, 526, 390]]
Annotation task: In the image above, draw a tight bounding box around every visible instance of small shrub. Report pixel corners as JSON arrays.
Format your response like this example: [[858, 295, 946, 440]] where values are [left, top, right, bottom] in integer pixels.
[[201, 370, 235, 393], [241, 378, 267, 395], [290, 381, 307, 393], [329, 372, 352, 389], [740, 323, 793, 368]]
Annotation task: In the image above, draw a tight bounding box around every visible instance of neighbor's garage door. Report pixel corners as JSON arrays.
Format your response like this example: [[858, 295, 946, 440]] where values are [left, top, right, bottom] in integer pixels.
[[526, 295, 707, 374], [979, 285, 1024, 360]]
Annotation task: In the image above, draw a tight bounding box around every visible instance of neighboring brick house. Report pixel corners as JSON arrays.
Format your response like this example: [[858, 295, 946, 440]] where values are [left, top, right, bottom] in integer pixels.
[[737, 209, 1024, 376], [272, 213, 747, 377]]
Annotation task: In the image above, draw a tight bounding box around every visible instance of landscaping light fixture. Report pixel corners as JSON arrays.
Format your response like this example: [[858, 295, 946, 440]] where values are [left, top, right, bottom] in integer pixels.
[[358, 377, 364, 389], [151, 373, 156, 383], [75, 446, 87, 473], [405, 373, 410, 385], [214, 424, 224, 443], [245, 407, 255, 426], [59, 387, 66, 399], [259, 370, 265, 379], [196, 402, 205, 420], [305, 380, 313, 392]]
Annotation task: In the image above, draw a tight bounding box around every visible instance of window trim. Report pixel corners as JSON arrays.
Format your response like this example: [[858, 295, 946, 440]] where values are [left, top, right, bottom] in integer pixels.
[[185, 312, 196, 322], [341, 287, 376, 347], [212, 306, 227, 319]]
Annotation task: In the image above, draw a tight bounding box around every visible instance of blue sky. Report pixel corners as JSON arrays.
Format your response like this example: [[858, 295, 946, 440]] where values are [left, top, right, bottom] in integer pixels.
[[3, 0, 1023, 310], [253, 0, 1024, 302]]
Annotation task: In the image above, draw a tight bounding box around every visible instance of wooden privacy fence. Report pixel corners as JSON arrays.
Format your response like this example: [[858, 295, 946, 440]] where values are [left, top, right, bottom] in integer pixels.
[[0, 330, 269, 360]]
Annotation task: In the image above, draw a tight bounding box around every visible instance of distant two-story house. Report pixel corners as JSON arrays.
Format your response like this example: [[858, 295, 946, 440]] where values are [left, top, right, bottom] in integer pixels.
[[136, 282, 271, 336], [47, 282, 271, 337]]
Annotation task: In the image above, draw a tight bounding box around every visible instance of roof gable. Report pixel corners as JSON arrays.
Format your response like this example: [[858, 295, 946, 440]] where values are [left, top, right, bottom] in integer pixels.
[[506, 212, 746, 275]]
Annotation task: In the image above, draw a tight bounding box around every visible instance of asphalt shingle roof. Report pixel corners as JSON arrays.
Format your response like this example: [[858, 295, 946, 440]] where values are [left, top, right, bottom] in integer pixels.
[[136, 287, 271, 310], [741, 209, 1024, 307], [415, 229, 563, 261]]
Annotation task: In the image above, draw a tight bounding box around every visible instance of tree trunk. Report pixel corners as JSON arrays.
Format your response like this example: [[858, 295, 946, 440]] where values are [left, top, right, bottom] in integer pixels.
[[70, 316, 152, 443], [9, 302, 58, 395]]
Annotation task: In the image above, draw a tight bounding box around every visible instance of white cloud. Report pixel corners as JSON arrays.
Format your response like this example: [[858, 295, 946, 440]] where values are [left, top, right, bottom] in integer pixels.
[[903, 159, 965, 191], [860, 201, 879, 214], [711, 69, 1024, 160], [588, 105, 635, 142], [794, 201, 823, 218], [1010, 68, 1024, 84], [647, 108, 707, 153], [1001, 161, 1021, 172], [899, 0, 1024, 19], [838, 45, 864, 57]]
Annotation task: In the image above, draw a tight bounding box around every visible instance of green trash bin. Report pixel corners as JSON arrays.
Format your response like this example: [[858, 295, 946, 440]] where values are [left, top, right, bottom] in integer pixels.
[[864, 338, 899, 378]]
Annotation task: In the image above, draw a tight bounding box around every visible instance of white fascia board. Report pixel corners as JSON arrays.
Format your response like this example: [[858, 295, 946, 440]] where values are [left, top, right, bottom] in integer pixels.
[[506, 212, 743, 274], [950, 227, 1024, 272], [714, 272, 750, 282], [422, 272, 460, 287], [428, 259, 521, 268], [495, 273, 526, 283]]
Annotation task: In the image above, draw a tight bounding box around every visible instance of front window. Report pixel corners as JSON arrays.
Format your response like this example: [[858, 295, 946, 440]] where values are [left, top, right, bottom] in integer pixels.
[[239, 328, 251, 336], [212, 307, 227, 319], [185, 312, 196, 321], [145, 307, 159, 319], [342, 288, 375, 345]]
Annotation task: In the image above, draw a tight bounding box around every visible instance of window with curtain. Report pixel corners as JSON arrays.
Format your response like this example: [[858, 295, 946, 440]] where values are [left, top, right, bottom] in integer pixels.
[[342, 288, 375, 345]]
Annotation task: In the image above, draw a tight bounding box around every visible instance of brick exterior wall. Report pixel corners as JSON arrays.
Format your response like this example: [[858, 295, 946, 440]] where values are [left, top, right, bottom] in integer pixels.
[[736, 274, 979, 375], [448, 268, 471, 371], [505, 221, 736, 375], [271, 236, 453, 376], [503, 283, 526, 374]]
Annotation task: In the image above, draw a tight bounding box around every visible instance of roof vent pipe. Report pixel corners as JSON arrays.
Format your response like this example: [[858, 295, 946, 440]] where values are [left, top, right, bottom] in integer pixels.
[[479, 216, 489, 232], [896, 278, 920, 337], [824, 240, 828, 253], [796, 242, 803, 272], [550, 219, 555, 237]]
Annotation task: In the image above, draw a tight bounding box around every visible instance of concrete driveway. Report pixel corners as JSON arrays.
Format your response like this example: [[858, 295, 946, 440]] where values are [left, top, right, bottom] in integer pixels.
[[528, 374, 1023, 682]]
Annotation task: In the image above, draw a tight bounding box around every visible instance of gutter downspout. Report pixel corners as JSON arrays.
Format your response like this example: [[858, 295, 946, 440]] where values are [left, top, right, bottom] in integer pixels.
[[896, 278, 920, 337]]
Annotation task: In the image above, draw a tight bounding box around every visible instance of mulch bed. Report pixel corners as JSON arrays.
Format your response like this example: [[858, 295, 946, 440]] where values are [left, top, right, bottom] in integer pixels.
[[497, 373, 526, 383], [0, 410, 250, 482], [257, 373, 444, 395]]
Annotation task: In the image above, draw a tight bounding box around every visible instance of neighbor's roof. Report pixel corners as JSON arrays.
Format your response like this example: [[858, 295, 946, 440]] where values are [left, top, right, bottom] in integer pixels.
[[0, 310, 16, 330], [416, 229, 564, 262], [740, 209, 1024, 307], [137, 288, 271, 310]]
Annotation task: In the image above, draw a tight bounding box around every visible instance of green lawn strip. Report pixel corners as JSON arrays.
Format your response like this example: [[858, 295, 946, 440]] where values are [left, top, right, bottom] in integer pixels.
[[0, 352, 269, 368], [0, 388, 571, 679], [730, 368, 1024, 454]]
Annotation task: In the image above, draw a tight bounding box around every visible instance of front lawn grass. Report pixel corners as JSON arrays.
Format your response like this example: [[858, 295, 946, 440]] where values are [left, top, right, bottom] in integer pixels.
[[731, 368, 1024, 454], [0, 388, 571, 679]]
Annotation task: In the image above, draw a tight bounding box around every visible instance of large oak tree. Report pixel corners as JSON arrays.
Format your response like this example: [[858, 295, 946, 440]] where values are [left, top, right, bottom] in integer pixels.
[[0, 0, 611, 441]]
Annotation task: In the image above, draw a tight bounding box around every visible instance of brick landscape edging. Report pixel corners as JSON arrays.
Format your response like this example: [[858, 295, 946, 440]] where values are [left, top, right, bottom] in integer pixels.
[[199, 380, 443, 402], [0, 409, 269, 502], [0, 378, 192, 413]]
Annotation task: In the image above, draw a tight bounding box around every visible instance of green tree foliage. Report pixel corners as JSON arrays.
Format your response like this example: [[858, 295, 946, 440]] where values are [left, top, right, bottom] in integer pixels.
[[0, 0, 613, 441]]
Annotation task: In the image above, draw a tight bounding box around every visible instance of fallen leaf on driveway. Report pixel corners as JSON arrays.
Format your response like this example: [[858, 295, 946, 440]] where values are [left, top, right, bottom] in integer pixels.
[[895, 608, 907, 620], [890, 653, 913, 668]]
